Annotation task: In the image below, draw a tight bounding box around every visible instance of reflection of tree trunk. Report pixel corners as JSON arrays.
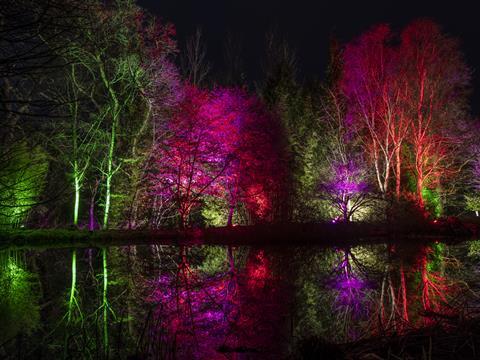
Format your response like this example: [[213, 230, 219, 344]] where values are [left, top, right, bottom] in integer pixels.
[[127, 246, 137, 338], [102, 248, 109, 358], [399, 263, 409, 322], [67, 249, 77, 322], [89, 179, 99, 231], [64, 249, 78, 357], [379, 265, 388, 327]]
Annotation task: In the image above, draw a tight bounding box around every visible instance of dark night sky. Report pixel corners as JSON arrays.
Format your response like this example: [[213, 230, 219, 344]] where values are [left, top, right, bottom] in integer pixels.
[[137, 0, 480, 114]]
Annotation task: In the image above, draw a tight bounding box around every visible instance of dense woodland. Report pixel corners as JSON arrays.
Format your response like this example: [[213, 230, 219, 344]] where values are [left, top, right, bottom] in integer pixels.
[[1, 0, 479, 231]]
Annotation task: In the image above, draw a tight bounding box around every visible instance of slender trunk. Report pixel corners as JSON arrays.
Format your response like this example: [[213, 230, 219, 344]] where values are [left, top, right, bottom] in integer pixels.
[[476, 210, 479, 217], [128, 102, 152, 229], [383, 159, 390, 195], [98, 59, 120, 230], [417, 174, 424, 207], [72, 86, 80, 226], [395, 145, 401, 200], [103, 114, 117, 230], [73, 165, 80, 226], [373, 142, 384, 194], [89, 180, 99, 231], [227, 205, 235, 227]]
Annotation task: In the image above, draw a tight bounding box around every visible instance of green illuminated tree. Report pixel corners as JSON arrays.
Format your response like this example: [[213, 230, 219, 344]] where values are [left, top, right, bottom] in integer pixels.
[[0, 142, 48, 228]]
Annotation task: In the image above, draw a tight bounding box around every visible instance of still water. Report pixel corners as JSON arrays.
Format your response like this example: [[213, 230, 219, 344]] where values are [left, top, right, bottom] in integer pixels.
[[1, 240, 480, 359]]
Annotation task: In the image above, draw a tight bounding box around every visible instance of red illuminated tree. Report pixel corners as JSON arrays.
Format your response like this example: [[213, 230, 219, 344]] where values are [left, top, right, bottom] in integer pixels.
[[342, 25, 407, 198], [342, 20, 470, 209], [398, 20, 470, 206]]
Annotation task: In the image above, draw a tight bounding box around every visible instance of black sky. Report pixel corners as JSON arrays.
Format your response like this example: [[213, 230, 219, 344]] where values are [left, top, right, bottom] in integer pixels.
[[137, 0, 480, 114]]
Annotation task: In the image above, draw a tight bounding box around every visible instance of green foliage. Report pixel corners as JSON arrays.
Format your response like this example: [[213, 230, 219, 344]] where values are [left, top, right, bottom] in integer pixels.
[[0, 142, 48, 228], [467, 240, 480, 259], [465, 194, 480, 214], [201, 196, 229, 227], [422, 188, 443, 218], [0, 254, 40, 343]]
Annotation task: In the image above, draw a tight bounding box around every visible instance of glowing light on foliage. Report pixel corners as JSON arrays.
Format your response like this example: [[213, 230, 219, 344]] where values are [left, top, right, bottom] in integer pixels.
[[0, 143, 48, 228], [150, 85, 284, 227], [320, 160, 371, 221]]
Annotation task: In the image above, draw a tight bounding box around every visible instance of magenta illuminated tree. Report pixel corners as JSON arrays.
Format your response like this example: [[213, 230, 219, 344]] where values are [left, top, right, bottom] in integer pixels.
[[149, 85, 231, 227], [207, 88, 285, 225]]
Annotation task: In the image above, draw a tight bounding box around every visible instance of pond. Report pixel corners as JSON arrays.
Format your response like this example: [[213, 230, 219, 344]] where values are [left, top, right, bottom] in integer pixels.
[[1, 239, 480, 359]]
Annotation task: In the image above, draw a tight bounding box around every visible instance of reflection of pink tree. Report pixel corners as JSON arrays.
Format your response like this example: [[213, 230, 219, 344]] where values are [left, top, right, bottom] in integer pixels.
[[320, 160, 372, 221], [149, 86, 284, 228], [145, 248, 287, 358]]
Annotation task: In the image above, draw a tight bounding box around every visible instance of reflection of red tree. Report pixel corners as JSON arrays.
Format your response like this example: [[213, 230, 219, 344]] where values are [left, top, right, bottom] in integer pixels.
[[377, 244, 456, 335], [341, 20, 469, 203], [416, 245, 455, 327]]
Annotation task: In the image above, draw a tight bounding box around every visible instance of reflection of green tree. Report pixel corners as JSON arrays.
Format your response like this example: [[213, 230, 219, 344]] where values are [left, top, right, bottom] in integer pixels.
[[0, 253, 40, 343]]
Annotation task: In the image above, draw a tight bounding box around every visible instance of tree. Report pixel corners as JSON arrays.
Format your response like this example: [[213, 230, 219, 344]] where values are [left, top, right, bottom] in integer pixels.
[[399, 20, 470, 208], [149, 85, 231, 227], [181, 27, 210, 87], [319, 160, 372, 222], [206, 88, 285, 225], [58, 0, 177, 229], [342, 25, 408, 198]]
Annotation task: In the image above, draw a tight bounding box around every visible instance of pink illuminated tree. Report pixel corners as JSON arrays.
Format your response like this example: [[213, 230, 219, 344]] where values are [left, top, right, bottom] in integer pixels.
[[149, 85, 284, 227], [149, 85, 231, 227]]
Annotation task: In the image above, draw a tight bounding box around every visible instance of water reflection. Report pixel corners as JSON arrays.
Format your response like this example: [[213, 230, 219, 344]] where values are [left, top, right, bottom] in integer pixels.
[[0, 241, 479, 359]]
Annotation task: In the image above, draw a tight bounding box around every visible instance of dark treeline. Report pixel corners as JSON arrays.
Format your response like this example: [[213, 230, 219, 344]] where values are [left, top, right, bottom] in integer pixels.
[[1, 0, 480, 231]]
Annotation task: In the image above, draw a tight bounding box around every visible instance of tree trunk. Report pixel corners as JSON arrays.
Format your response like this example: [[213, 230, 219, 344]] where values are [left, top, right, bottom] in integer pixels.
[[98, 59, 120, 230], [395, 145, 401, 200], [416, 170, 424, 207]]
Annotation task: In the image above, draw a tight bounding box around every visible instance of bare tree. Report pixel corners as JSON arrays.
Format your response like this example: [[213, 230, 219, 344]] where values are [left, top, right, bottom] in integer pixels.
[[181, 27, 210, 86]]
